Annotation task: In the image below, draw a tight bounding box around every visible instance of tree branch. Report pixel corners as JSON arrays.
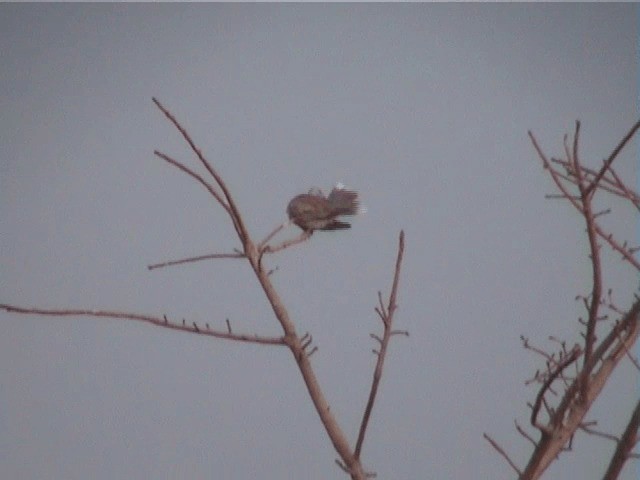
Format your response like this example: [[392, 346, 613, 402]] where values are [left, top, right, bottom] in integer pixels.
[[567, 122, 602, 379], [483, 433, 522, 476], [602, 398, 640, 480], [153, 150, 232, 215], [584, 119, 640, 197], [354, 231, 406, 460], [530, 345, 581, 432], [0, 304, 286, 346], [148, 252, 245, 270], [152, 97, 250, 245]]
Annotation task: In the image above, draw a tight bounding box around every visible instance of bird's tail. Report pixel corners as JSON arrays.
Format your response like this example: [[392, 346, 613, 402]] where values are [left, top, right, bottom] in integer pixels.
[[328, 184, 361, 216], [320, 219, 352, 231]]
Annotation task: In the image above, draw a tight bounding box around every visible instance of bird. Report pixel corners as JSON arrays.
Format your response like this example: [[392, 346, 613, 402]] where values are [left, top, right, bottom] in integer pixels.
[[287, 183, 363, 232]]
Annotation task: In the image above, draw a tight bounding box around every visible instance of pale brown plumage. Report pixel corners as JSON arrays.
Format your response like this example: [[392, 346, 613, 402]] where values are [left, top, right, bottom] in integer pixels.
[[287, 185, 362, 232]]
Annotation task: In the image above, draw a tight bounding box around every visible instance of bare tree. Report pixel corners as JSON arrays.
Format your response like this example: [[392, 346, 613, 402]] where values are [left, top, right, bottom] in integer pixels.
[[484, 120, 640, 479], [1, 99, 408, 480]]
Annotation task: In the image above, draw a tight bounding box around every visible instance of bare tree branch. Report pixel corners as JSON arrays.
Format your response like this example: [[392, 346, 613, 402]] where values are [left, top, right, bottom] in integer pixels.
[[529, 130, 640, 271], [483, 433, 522, 476], [602, 399, 640, 480], [258, 222, 289, 250], [584, 119, 640, 197], [0, 304, 286, 345], [260, 230, 312, 255], [530, 345, 582, 432], [579, 422, 619, 444], [550, 157, 639, 204], [153, 150, 231, 215], [513, 121, 640, 479], [515, 420, 538, 447], [147, 222, 308, 272], [152, 97, 250, 245], [560, 122, 602, 395], [148, 252, 245, 270], [354, 231, 406, 460]]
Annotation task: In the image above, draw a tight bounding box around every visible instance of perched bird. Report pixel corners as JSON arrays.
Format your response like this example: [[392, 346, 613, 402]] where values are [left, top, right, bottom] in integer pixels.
[[287, 184, 363, 232]]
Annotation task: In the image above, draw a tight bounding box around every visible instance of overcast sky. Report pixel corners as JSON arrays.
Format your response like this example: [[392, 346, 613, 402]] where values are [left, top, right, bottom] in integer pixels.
[[1, 4, 638, 479]]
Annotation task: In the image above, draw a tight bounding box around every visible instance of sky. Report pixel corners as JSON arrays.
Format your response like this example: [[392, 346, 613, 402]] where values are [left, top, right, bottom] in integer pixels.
[[0, 4, 638, 480]]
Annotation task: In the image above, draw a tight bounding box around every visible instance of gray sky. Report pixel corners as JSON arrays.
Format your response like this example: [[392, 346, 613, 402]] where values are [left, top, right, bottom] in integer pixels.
[[1, 4, 637, 479]]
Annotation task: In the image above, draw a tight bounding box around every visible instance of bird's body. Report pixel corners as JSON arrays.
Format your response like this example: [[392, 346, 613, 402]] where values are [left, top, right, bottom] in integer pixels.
[[287, 185, 362, 232]]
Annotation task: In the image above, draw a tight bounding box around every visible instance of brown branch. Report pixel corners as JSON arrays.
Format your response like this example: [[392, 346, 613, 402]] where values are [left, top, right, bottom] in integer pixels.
[[529, 131, 585, 215], [354, 230, 406, 460], [550, 157, 638, 202], [515, 420, 538, 447], [530, 345, 581, 432], [258, 222, 289, 250], [578, 423, 619, 443], [566, 122, 602, 386], [521, 297, 640, 479], [614, 326, 640, 371], [586, 298, 640, 375], [151, 99, 373, 477], [0, 304, 286, 346], [608, 167, 640, 209], [528, 131, 640, 270], [246, 246, 370, 479], [147, 223, 300, 272], [584, 118, 640, 197], [260, 230, 312, 255], [518, 122, 640, 479], [596, 225, 640, 271], [153, 150, 231, 215], [530, 127, 640, 272], [522, 335, 560, 365], [483, 433, 522, 476], [148, 252, 245, 270], [602, 399, 640, 480], [152, 97, 250, 244]]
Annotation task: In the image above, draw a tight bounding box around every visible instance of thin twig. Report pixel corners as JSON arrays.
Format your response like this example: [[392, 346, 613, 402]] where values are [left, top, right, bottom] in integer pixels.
[[483, 433, 522, 476], [551, 157, 635, 200], [154, 150, 231, 215], [148, 252, 245, 270], [258, 222, 289, 250], [515, 420, 537, 447], [584, 119, 640, 197], [530, 345, 581, 431], [261, 230, 312, 255], [608, 167, 640, 210], [578, 423, 619, 443]]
